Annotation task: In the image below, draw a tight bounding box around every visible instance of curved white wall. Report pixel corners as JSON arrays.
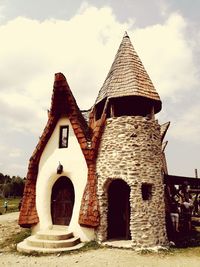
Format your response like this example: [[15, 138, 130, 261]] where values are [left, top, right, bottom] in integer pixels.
[[34, 117, 95, 241]]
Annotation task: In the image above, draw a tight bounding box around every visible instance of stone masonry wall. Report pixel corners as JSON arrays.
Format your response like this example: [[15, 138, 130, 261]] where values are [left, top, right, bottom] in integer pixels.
[[96, 116, 168, 248]]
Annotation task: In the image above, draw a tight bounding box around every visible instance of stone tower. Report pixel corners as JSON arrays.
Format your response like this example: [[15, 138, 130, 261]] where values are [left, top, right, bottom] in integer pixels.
[[94, 33, 168, 248]]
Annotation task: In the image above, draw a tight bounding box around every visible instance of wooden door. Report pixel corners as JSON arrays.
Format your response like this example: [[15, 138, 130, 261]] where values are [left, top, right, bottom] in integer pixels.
[[51, 176, 74, 225]]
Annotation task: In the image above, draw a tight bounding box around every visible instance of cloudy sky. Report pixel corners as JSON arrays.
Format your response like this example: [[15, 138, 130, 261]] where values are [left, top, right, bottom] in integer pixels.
[[0, 0, 199, 178]]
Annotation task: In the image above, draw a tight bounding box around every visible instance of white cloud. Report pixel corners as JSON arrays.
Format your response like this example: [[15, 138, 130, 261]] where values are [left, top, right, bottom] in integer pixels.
[[0, 3, 199, 176], [169, 104, 200, 144], [9, 148, 22, 158], [136, 13, 199, 100], [0, 6, 132, 136], [0, 9, 197, 112], [0, 4, 5, 22], [158, 0, 170, 17], [133, 13, 199, 100], [6, 163, 26, 176], [0, 93, 46, 134]]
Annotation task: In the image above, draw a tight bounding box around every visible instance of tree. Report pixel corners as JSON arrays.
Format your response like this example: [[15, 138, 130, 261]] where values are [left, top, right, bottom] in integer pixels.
[[11, 176, 25, 197], [3, 183, 14, 198], [0, 172, 25, 197], [0, 173, 4, 183]]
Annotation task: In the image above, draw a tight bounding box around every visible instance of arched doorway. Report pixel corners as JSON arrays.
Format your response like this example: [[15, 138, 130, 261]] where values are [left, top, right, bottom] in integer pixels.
[[51, 176, 75, 225], [107, 179, 130, 240]]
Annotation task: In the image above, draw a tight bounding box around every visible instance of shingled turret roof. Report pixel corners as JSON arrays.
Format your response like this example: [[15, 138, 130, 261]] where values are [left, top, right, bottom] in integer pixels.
[[95, 32, 162, 113]]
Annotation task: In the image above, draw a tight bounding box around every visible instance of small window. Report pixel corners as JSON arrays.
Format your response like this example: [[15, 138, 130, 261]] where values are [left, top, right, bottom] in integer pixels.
[[141, 183, 152, 200], [59, 126, 69, 148]]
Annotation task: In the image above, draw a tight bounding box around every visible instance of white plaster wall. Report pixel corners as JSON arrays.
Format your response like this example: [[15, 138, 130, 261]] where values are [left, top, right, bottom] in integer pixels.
[[33, 117, 95, 242]]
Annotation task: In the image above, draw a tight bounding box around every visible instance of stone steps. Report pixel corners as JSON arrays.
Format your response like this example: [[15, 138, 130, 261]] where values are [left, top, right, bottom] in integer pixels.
[[26, 235, 80, 248], [17, 226, 84, 254], [35, 230, 73, 240], [17, 241, 84, 254]]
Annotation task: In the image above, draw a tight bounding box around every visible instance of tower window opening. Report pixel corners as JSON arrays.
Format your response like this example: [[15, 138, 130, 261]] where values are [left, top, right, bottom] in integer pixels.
[[108, 96, 153, 118], [141, 183, 153, 200], [95, 99, 106, 120]]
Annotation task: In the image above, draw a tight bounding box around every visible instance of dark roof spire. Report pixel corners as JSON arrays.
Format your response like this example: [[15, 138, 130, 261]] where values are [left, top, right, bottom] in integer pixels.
[[123, 31, 129, 38]]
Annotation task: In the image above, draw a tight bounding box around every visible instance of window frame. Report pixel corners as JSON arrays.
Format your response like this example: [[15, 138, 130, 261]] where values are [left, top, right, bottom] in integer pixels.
[[59, 125, 69, 148]]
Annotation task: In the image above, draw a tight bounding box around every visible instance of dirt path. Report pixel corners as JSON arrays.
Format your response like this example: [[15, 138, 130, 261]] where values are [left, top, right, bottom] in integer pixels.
[[0, 212, 19, 223], [1, 212, 200, 267], [1, 248, 200, 267], [0, 212, 21, 252]]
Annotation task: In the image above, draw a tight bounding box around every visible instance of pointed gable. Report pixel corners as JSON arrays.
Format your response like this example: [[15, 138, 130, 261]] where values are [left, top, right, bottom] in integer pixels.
[[95, 32, 161, 113], [19, 73, 91, 227], [19, 72, 103, 228]]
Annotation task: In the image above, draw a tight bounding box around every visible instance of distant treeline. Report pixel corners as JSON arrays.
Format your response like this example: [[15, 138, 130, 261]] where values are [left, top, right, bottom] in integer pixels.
[[0, 173, 25, 198]]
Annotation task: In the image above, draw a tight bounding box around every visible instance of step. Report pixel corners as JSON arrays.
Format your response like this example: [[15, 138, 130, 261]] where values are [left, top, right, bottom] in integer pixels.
[[17, 226, 84, 254], [36, 230, 73, 240], [51, 225, 68, 231], [17, 240, 84, 254], [26, 235, 80, 248]]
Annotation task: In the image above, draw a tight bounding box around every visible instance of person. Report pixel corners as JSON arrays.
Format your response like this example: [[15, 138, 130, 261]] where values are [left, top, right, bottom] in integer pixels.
[[193, 195, 199, 216], [179, 182, 190, 203], [18, 199, 22, 211], [198, 197, 200, 216], [3, 200, 8, 213], [170, 198, 180, 232], [181, 197, 193, 231]]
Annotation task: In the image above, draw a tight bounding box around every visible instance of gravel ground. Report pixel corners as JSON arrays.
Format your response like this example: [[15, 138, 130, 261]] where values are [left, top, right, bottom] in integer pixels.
[[1, 212, 200, 267], [0, 212, 22, 252], [1, 248, 200, 267]]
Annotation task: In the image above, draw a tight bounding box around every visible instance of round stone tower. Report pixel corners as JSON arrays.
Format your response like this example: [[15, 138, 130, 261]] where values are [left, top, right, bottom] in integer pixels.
[[94, 33, 168, 248]]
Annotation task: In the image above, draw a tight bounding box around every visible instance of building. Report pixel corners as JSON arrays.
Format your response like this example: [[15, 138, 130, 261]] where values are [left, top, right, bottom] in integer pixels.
[[18, 32, 169, 252]]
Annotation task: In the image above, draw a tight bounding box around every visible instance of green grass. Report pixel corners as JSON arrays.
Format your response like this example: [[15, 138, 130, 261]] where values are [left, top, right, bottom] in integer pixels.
[[0, 228, 31, 251], [80, 240, 101, 251], [54, 241, 101, 257], [0, 197, 21, 214]]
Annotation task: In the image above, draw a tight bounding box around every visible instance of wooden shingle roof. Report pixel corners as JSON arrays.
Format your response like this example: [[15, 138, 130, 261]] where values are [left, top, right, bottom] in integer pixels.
[[95, 32, 161, 113]]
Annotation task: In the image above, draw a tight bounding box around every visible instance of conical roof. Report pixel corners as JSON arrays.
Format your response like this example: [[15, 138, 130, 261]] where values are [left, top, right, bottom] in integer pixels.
[[95, 32, 161, 112]]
